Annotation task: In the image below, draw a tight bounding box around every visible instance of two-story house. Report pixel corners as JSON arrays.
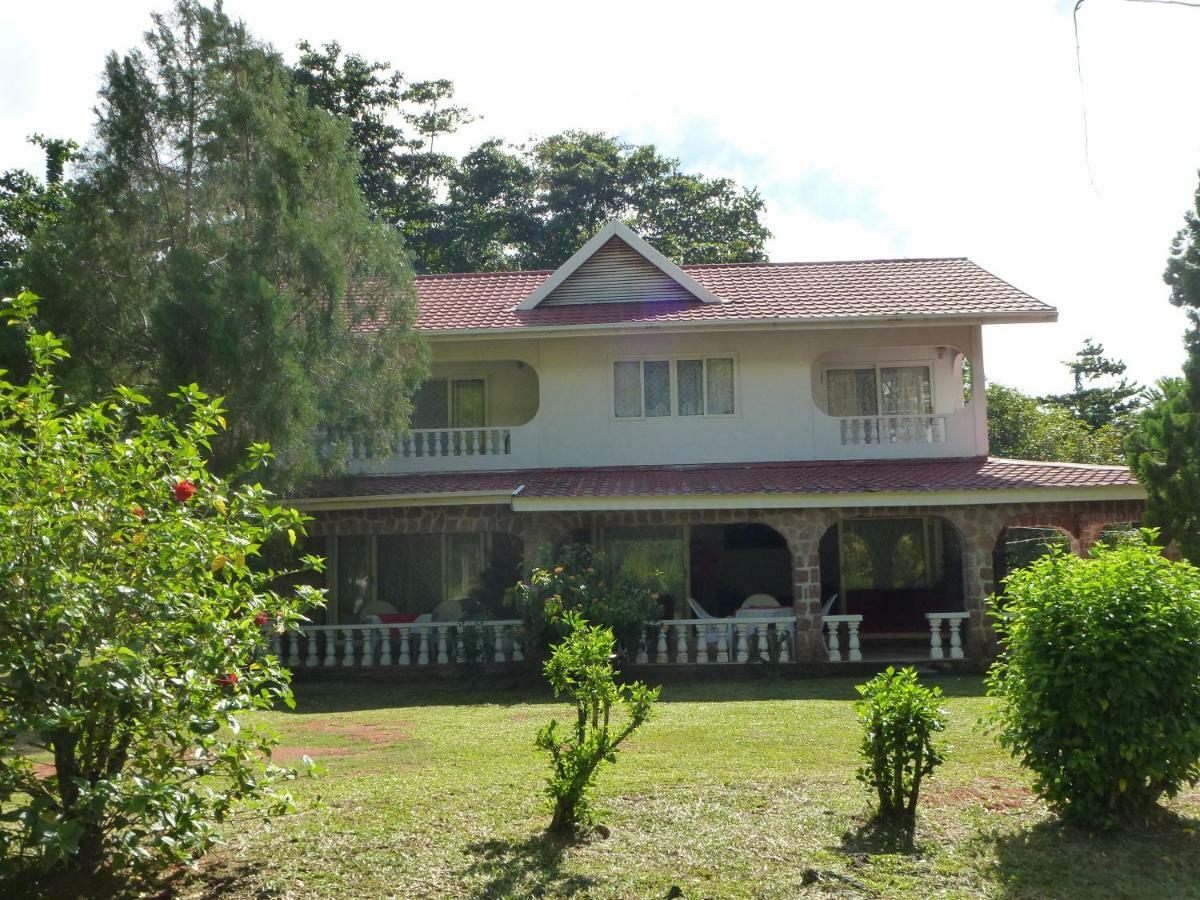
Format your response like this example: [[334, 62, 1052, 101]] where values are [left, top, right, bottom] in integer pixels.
[[291, 221, 1144, 667]]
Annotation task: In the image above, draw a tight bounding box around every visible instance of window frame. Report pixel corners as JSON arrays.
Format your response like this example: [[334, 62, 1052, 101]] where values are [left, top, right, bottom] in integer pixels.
[[609, 354, 739, 421], [412, 375, 491, 429], [821, 359, 936, 419]]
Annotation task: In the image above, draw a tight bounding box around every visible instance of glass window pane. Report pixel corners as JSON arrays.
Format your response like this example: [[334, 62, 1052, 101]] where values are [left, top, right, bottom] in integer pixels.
[[602, 525, 686, 610], [706, 358, 735, 414], [452, 379, 486, 427], [377, 534, 443, 614], [336, 535, 373, 623], [644, 361, 671, 417], [677, 359, 704, 416], [411, 378, 449, 429], [881, 366, 932, 415], [840, 518, 928, 590], [826, 368, 878, 416], [613, 361, 642, 417], [445, 533, 486, 604]]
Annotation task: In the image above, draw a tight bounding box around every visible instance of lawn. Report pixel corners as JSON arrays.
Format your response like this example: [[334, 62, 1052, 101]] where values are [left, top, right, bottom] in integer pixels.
[[180, 673, 1200, 899]]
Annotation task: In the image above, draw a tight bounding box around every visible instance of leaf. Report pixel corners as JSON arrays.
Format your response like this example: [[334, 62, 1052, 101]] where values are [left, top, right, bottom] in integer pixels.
[[287, 529, 296, 547]]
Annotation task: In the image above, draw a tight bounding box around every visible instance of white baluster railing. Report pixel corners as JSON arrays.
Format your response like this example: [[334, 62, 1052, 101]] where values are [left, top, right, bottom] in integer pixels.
[[284, 620, 525, 668], [823, 614, 863, 662], [396, 427, 513, 459], [637, 617, 796, 665], [837, 415, 947, 446], [926, 612, 969, 660]]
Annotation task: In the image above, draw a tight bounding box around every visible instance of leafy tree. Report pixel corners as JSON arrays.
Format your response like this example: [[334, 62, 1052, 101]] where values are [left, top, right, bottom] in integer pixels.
[[1127, 376, 1200, 562], [987, 534, 1200, 828], [14, 1, 427, 490], [439, 131, 772, 272], [536, 612, 659, 838], [0, 292, 322, 881], [855, 667, 946, 833], [0, 135, 78, 291], [1126, 174, 1200, 563], [1042, 338, 1142, 429], [291, 41, 471, 270], [986, 383, 1126, 464]]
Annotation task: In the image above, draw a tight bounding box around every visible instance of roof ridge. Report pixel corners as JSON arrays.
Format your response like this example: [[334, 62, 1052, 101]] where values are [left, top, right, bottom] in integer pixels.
[[409, 256, 972, 280]]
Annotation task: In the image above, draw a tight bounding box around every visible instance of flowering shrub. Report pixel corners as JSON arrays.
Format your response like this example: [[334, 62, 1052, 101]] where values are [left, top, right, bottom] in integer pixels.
[[987, 534, 1200, 828], [507, 543, 661, 658], [0, 293, 324, 881], [536, 612, 659, 837]]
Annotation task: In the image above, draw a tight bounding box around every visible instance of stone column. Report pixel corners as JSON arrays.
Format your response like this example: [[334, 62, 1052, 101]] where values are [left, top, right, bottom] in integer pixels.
[[942, 506, 1007, 657], [776, 510, 836, 663]]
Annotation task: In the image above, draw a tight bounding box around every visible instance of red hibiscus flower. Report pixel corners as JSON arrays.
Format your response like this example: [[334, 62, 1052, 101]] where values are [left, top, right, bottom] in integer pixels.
[[217, 671, 239, 688], [254, 611, 269, 627], [173, 480, 196, 502], [132, 506, 145, 518]]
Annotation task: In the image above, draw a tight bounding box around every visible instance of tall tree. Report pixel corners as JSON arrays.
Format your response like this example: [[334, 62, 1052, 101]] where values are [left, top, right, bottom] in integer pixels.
[[15, 1, 426, 489], [291, 41, 471, 271], [986, 383, 1126, 464], [1042, 338, 1142, 429], [0, 135, 77, 291], [290, 47, 772, 273], [1126, 174, 1200, 562]]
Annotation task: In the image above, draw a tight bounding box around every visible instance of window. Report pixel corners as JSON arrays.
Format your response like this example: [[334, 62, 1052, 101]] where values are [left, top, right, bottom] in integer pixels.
[[613, 357, 736, 418], [825, 364, 932, 417], [601, 525, 687, 604], [411, 377, 487, 428]]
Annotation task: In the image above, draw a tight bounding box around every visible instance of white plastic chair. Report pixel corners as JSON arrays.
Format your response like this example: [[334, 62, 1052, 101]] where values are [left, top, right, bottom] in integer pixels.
[[740, 593, 780, 610]]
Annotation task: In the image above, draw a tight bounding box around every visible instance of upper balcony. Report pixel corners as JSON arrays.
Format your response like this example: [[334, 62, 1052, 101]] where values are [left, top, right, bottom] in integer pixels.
[[809, 344, 983, 460], [344, 360, 541, 475]]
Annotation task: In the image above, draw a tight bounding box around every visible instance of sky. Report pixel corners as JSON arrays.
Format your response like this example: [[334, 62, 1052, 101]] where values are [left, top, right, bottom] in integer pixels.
[[2, 0, 1198, 395]]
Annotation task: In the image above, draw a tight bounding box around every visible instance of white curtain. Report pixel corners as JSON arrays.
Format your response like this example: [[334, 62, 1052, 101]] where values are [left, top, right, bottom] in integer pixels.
[[644, 361, 671, 417], [880, 366, 932, 415], [827, 368, 877, 416], [613, 361, 642, 417], [706, 358, 735, 415], [677, 359, 704, 416]]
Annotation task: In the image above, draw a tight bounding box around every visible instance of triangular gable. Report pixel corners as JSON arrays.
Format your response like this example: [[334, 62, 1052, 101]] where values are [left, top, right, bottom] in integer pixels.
[[516, 220, 723, 310]]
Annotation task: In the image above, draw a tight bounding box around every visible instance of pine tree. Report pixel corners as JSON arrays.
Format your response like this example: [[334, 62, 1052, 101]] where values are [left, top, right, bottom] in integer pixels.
[[15, 1, 426, 489], [1042, 338, 1142, 430]]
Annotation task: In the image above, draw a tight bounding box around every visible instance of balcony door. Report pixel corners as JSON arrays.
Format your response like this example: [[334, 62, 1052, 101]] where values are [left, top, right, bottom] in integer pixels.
[[412, 377, 486, 429]]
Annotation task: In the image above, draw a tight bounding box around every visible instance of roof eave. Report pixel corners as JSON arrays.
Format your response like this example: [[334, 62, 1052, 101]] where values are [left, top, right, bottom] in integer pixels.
[[420, 308, 1058, 341]]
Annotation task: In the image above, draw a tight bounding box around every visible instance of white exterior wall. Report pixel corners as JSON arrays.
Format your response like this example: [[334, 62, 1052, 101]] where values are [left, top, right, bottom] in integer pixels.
[[351, 324, 989, 474]]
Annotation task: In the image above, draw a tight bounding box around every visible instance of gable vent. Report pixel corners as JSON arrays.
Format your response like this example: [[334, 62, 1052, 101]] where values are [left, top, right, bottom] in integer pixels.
[[541, 237, 699, 306]]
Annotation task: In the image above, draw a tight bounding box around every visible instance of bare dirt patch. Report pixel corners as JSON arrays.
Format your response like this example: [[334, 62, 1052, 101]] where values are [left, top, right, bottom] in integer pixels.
[[270, 745, 358, 764], [925, 778, 1032, 812], [291, 719, 414, 744], [33, 762, 55, 779]]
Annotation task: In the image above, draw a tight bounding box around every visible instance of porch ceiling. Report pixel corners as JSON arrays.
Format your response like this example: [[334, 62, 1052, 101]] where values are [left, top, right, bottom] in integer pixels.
[[295, 457, 1142, 511]]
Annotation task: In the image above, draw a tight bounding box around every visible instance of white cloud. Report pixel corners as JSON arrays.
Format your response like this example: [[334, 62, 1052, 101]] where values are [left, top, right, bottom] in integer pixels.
[[2, 0, 1196, 393]]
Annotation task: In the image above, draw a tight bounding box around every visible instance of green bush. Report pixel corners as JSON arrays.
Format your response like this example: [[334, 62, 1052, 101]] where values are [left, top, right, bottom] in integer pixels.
[[507, 543, 661, 658], [535, 612, 659, 837], [987, 533, 1200, 828], [0, 293, 323, 879], [855, 667, 947, 828]]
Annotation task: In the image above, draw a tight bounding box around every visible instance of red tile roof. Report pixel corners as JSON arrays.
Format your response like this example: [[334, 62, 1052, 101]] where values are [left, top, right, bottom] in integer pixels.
[[303, 457, 1138, 502], [393, 257, 1053, 335]]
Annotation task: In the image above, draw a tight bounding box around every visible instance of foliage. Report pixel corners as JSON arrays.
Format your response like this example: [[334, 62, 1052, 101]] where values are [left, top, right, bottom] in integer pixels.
[[854, 667, 946, 828], [506, 543, 662, 659], [1127, 170, 1200, 563], [987, 534, 1200, 828], [986, 383, 1126, 464], [0, 135, 78, 292], [1127, 377, 1200, 562], [535, 612, 659, 837], [1042, 338, 1143, 430], [0, 292, 324, 880], [12, 1, 427, 491], [291, 49, 771, 273], [291, 40, 471, 267]]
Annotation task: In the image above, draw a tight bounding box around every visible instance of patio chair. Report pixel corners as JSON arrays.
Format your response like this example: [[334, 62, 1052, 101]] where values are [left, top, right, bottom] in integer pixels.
[[688, 597, 731, 652], [740, 593, 780, 610]]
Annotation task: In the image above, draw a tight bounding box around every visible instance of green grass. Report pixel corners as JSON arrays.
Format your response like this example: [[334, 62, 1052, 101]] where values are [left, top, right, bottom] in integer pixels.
[[179, 674, 1200, 899]]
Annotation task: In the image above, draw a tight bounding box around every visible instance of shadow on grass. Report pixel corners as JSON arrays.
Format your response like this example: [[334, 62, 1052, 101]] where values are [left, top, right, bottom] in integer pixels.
[[837, 814, 924, 857], [985, 808, 1200, 899], [286, 672, 987, 713], [462, 832, 595, 898]]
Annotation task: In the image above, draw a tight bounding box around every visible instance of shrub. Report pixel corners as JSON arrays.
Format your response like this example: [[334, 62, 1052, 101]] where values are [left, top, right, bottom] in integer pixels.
[[0, 293, 323, 880], [535, 612, 659, 838], [855, 667, 947, 828], [987, 533, 1200, 828], [508, 543, 661, 658]]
